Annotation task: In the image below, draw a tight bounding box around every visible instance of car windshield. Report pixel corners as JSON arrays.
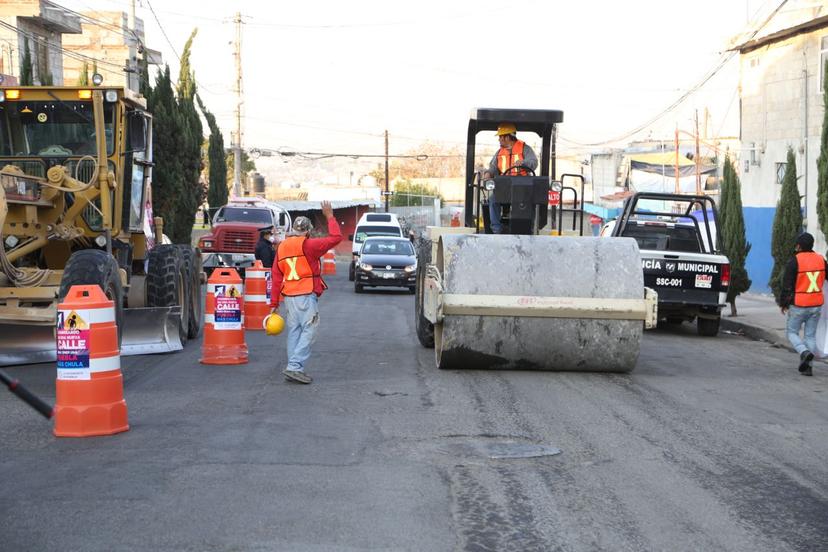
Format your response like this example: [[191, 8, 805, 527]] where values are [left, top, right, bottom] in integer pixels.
[[0, 101, 115, 157], [354, 225, 401, 243], [621, 223, 702, 253], [362, 239, 414, 255], [215, 207, 273, 225]]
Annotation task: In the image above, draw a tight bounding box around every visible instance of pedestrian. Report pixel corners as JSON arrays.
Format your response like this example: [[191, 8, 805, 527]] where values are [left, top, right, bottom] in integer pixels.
[[779, 232, 828, 376], [482, 122, 538, 234], [270, 201, 342, 383], [202, 206, 210, 227], [254, 226, 276, 268]]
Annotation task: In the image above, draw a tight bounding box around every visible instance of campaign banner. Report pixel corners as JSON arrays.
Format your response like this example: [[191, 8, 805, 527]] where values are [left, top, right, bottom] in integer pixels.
[[56, 310, 91, 380], [265, 271, 272, 300], [215, 296, 242, 330]]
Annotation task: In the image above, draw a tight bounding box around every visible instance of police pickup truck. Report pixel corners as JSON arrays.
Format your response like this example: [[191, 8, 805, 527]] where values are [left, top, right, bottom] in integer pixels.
[[605, 192, 730, 336]]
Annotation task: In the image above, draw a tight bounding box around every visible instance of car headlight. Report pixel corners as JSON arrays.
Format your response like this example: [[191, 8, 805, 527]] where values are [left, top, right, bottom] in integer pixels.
[[404, 264, 416, 273], [359, 262, 373, 271], [202, 240, 213, 249]]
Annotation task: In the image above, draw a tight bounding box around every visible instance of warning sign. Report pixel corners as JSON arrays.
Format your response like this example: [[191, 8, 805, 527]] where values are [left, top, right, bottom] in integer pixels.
[[56, 310, 91, 380], [548, 190, 560, 206], [215, 296, 241, 330]]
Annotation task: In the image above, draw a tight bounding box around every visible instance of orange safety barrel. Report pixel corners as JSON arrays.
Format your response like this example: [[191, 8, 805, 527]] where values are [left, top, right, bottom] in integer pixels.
[[244, 260, 270, 331], [321, 250, 337, 275], [201, 268, 248, 365], [54, 285, 128, 437]]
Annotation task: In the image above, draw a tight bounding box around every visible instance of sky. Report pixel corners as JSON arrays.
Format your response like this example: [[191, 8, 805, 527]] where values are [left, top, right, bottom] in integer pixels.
[[59, 0, 779, 180]]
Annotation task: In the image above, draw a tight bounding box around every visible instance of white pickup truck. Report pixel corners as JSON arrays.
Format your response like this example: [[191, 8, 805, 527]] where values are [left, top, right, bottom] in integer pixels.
[[603, 192, 730, 336]]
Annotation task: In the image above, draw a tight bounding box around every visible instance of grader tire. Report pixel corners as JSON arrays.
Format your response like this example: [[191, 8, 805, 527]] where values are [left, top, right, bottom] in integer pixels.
[[415, 237, 435, 348], [147, 245, 190, 344], [59, 249, 124, 347], [177, 245, 203, 339]]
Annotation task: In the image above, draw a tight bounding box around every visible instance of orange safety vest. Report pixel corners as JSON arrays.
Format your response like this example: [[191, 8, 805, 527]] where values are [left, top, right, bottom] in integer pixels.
[[794, 251, 826, 307], [277, 236, 316, 296], [497, 140, 527, 175]]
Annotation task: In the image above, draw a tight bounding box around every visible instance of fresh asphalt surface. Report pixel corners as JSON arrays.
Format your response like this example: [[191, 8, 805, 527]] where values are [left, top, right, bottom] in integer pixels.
[[2, 266, 828, 551]]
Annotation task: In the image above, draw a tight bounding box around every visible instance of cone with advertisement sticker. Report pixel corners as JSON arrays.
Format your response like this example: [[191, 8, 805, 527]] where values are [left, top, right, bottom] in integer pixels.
[[54, 285, 128, 437], [201, 268, 248, 364]]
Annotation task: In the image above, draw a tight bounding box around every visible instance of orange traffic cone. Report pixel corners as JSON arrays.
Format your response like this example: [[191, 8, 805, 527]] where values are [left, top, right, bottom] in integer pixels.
[[321, 250, 336, 275], [244, 260, 270, 331], [54, 285, 128, 437], [201, 268, 248, 364]]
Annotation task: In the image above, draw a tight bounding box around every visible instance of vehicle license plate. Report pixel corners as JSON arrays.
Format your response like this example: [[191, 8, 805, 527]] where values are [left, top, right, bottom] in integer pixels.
[[383, 272, 394, 279], [232, 254, 246, 262]]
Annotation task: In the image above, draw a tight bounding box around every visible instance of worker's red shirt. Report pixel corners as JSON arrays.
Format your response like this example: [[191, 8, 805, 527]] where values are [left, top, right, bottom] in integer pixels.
[[270, 217, 342, 307]]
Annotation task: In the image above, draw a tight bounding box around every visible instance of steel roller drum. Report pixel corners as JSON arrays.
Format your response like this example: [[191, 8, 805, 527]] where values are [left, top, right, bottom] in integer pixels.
[[434, 234, 644, 372]]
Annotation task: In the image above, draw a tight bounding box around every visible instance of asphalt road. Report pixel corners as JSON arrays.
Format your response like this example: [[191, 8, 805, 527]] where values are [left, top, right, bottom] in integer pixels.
[[1, 268, 827, 551]]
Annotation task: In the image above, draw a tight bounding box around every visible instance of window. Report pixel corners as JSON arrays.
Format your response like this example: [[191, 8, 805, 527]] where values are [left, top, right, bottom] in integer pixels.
[[820, 36, 828, 93], [776, 162, 787, 185]]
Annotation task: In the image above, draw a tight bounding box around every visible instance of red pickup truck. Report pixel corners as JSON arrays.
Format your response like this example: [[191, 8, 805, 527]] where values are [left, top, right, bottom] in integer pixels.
[[199, 201, 290, 275]]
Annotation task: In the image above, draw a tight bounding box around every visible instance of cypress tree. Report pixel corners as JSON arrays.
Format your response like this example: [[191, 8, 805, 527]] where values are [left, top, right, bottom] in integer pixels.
[[20, 40, 32, 85], [719, 155, 751, 314], [173, 28, 203, 245], [78, 61, 89, 86], [147, 66, 184, 242], [817, 58, 828, 239], [197, 95, 228, 214], [769, 147, 803, 303]]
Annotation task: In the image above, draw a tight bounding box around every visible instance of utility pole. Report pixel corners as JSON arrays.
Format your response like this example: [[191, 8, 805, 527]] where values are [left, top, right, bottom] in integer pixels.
[[384, 129, 390, 212], [695, 110, 701, 196], [232, 12, 244, 197], [674, 124, 680, 194], [126, 0, 137, 92]]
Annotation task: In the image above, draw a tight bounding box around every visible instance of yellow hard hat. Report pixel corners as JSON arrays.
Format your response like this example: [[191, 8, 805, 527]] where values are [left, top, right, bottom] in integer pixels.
[[263, 313, 285, 335], [495, 123, 517, 136]]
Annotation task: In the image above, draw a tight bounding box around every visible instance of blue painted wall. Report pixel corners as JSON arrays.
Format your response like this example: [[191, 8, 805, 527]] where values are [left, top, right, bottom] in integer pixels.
[[743, 206, 776, 294]]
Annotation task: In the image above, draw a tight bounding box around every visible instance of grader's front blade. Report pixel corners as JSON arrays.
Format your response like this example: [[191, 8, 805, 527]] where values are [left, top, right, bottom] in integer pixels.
[[0, 306, 183, 367]]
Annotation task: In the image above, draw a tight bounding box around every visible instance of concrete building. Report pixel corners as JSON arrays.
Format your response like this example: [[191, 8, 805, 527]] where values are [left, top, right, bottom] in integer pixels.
[[62, 11, 162, 91], [0, 0, 82, 85], [736, 2, 828, 292]]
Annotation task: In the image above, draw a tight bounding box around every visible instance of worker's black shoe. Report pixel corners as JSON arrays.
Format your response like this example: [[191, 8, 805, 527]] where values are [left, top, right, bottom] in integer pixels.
[[801, 365, 814, 376], [283, 369, 312, 384], [799, 351, 814, 373]]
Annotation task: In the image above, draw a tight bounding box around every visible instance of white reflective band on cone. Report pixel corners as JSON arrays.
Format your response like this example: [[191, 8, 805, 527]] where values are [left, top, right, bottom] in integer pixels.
[[57, 307, 116, 325], [246, 270, 267, 278], [244, 294, 268, 302], [89, 355, 121, 373]]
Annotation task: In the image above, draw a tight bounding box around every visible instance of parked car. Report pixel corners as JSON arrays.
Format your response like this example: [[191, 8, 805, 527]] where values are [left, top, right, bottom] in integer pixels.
[[354, 236, 417, 293], [349, 213, 403, 281]]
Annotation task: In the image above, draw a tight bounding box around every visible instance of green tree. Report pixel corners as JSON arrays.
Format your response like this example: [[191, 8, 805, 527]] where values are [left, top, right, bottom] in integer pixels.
[[172, 28, 204, 244], [20, 40, 32, 86], [225, 150, 256, 191], [138, 53, 150, 97], [78, 61, 89, 86], [769, 147, 803, 302], [390, 179, 443, 207], [91, 61, 98, 81], [817, 59, 828, 239], [719, 155, 751, 315], [197, 95, 228, 213], [146, 65, 184, 242]]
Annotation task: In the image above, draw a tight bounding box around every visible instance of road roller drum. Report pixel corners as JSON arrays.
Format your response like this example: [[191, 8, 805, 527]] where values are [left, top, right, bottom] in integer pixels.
[[422, 234, 656, 372]]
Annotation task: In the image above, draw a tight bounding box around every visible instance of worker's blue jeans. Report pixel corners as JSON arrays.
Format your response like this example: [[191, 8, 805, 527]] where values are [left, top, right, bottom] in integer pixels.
[[284, 294, 319, 372], [489, 200, 503, 234], [786, 305, 821, 355]]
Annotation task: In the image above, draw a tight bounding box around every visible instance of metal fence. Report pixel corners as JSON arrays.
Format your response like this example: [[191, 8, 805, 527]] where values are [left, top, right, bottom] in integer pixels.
[[389, 194, 440, 237]]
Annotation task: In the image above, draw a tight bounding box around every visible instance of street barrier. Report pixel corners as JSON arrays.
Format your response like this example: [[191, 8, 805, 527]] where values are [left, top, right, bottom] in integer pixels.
[[54, 285, 129, 437], [322, 250, 336, 275], [201, 268, 248, 365], [244, 260, 270, 331]]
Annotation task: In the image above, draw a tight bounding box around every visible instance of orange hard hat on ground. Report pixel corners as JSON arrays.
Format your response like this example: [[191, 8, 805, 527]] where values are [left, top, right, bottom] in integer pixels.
[[263, 313, 285, 335], [496, 123, 517, 136]]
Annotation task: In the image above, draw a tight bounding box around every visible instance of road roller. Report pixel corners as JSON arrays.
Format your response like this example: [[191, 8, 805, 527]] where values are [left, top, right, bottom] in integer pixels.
[[414, 108, 657, 372]]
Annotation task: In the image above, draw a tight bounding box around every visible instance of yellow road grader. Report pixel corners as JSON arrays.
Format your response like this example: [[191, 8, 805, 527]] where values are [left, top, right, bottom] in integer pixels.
[[0, 85, 201, 365], [414, 108, 657, 372]]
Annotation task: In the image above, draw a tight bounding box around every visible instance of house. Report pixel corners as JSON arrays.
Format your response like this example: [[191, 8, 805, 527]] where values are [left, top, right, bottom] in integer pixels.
[[735, 1, 828, 292], [0, 0, 82, 85], [61, 11, 162, 91]]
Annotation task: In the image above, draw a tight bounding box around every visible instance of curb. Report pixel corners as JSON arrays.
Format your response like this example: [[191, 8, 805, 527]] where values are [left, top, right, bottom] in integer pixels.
[[719, 318, 794, 353]]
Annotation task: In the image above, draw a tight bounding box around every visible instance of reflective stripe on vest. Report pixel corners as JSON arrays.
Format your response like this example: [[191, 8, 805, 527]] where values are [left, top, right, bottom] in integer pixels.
[[277, 236, 315, 296], [497, 140, 527, 175], [794, 251, 826, 307]]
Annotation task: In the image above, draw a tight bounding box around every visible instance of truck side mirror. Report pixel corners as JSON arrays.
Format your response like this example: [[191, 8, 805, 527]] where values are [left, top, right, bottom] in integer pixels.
[[128, 113, 147, 152], [348, 234, 354, 241]]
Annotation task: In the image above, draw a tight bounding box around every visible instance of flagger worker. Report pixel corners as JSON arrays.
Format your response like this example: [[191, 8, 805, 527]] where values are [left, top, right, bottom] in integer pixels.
[[270, 201, 342, 384], [483, 122, 538, 234], [779, 232, 828, 377]]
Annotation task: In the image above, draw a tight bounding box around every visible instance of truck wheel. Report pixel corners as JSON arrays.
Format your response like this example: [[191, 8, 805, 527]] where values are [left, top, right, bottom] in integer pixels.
[[177, 245, 203, 339], [349, 261, 355, 281], [59, 250, 124, 347], [415, 238, 435, 348], [147, 245, 190, 344], [697, 315, 720, 337]]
